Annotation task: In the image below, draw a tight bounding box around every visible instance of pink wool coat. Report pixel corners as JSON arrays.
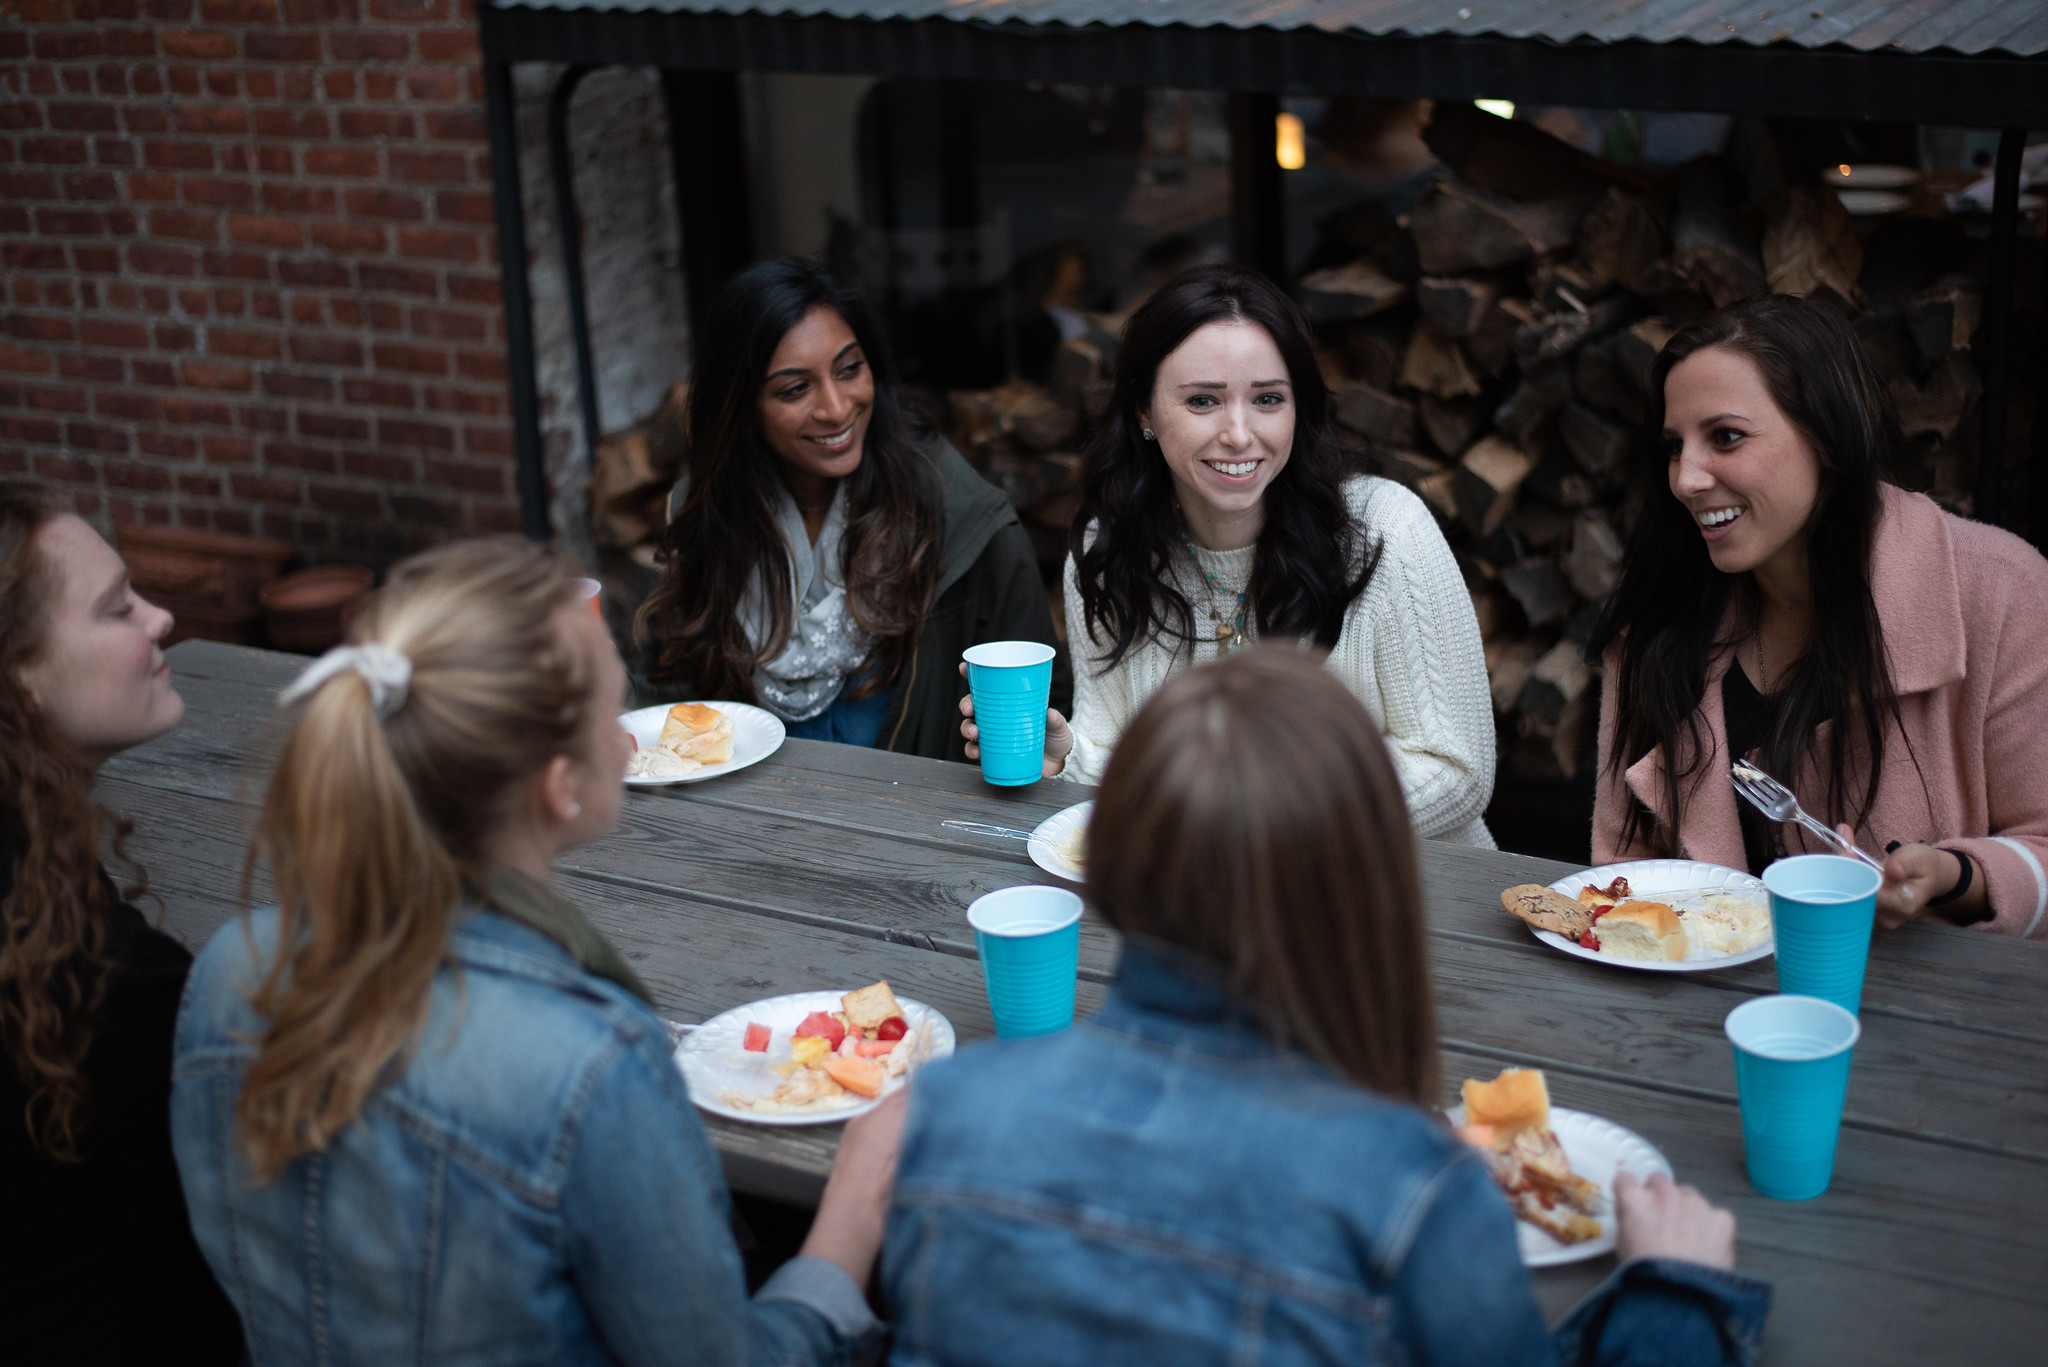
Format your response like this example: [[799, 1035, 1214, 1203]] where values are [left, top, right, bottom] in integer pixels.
[[1594, 486, 2048, 939]]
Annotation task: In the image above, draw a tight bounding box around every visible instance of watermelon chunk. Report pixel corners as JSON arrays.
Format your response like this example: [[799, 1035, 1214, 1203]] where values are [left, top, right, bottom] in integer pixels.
[[742, 1023, 772, 1053], [793, 1012, 846, 1049]]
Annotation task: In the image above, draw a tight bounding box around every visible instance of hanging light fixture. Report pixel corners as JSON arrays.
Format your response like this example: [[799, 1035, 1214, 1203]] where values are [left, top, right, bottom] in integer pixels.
[[1275, 111, 1306, 170]]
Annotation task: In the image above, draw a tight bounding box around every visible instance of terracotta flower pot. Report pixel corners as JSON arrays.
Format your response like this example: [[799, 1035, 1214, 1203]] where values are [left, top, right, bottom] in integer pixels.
[[115, 523, 293, 646], [259, 564, 376, 655]]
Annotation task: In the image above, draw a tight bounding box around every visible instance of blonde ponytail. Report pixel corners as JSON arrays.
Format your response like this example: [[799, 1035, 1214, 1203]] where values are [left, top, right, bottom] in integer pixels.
[[237, 539, 587, 1181]]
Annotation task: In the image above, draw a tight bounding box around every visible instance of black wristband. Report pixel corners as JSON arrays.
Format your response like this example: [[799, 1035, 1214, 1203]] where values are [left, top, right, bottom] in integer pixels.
[[1926, 848, 1973, 907], [1926, 849, 1993, 926]]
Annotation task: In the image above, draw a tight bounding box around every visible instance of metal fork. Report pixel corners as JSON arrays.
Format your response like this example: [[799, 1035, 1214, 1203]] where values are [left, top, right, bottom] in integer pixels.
[[1729, 760, 1884, 870]]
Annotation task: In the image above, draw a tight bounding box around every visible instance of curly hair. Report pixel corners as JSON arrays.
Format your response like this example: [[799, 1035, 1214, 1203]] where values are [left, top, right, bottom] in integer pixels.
[[0, 480, 141, 1161]]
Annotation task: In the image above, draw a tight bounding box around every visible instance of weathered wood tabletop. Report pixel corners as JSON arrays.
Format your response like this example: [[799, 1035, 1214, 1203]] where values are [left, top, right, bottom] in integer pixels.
[[109, 640, 2047, 1364]]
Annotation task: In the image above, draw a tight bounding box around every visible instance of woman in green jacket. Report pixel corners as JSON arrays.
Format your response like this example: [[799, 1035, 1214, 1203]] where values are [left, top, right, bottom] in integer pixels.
[[638, 258, 1067, 761]]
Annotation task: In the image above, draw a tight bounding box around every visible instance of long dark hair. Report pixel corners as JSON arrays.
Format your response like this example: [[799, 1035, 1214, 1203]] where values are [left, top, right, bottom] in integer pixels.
[[1, 482, 139, 1160], [638, 258, 939, 701], [1588, 294, 1908, 853], [1090, 649, 1437, 1104], [1070, 263, 1379, 669]]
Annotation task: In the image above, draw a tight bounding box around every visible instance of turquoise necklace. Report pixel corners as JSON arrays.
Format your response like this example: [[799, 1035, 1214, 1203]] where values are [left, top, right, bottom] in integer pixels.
[[1175, 509, 1249, 652]]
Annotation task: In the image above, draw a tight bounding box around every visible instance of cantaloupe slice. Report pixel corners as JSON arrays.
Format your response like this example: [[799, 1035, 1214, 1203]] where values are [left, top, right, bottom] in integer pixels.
[[821, 1054, 884, 1099]]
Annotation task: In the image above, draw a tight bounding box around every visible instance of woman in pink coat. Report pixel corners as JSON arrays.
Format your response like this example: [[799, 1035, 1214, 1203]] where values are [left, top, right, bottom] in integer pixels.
[[1589, 294, 2048, 938]]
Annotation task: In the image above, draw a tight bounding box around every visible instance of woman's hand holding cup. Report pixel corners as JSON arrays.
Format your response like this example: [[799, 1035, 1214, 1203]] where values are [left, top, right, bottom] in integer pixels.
[[958, 662, 1072, 780]]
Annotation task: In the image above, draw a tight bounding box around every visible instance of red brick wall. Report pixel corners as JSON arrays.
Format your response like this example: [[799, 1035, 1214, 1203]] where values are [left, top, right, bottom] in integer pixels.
[[0, 0, 518, 564]]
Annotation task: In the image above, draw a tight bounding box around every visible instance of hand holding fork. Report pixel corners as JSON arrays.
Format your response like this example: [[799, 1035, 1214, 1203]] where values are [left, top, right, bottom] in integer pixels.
[[1730, 761, 1983, 927]]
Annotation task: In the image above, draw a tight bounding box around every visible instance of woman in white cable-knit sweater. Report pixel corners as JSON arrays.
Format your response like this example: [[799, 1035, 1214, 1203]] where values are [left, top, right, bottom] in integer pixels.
[[960, 264, 1497, 846]]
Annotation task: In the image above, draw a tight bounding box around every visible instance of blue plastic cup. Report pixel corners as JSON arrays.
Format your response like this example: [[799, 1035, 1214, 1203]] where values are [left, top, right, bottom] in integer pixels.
[[1763, 854, 1882, 1014], [1725, 994, 1861, 1200], [964, 641, 1057, 787], [967, 885, 1082, 1038]]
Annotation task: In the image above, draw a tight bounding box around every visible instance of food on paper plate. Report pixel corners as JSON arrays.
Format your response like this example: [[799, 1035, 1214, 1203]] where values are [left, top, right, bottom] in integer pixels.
[[1056, 825, 1087, 873], [1595, 901, 1687, 962], [1683, 895, 1772, 955], [1575, 876, 1632, 908], [1503, 877, 1770, 959], [626, 744, 701, 780], [1501, 885, 1595, 939], [1455, 1068, 1602, 1245], [841, 981, 903, 1033], [660, 702, 736, 761], [720, 980, 930, 1115], [626, 702, 737, 779]]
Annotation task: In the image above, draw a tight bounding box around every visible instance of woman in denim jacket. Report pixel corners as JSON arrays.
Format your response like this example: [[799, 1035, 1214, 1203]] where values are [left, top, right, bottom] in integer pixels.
[[885, 650, 1771, 1365], [172, 538, 900, 1366]]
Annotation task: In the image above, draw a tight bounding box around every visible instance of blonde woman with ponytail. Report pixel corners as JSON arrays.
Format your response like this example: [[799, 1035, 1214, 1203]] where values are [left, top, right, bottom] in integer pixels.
[[171, 537, 900, 1365]]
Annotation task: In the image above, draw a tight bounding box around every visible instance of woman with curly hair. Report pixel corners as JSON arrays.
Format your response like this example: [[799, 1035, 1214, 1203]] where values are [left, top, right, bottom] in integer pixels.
[[960, 264, 1495, 844], [0, 481, 242, 1364]]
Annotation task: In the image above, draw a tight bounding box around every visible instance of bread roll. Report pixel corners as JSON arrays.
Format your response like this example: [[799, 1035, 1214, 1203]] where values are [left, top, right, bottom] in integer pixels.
[[659, 703, 735, 763], [1462, 1068, 1551, 1136], [1597, 901, 1687, 961]]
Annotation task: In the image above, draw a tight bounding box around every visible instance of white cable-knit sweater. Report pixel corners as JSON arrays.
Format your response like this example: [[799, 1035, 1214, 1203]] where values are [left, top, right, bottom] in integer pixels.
[[1061, 476, 1497, 847]]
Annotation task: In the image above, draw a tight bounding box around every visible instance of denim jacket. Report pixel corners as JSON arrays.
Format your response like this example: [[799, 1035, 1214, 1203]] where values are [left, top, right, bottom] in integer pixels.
[[172, 902, 879, 1367], [883, 939, 1770, 1366]]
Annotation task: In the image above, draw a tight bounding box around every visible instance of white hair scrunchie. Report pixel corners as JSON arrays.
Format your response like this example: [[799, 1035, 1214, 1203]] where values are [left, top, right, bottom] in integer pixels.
[[277, 643, 413, 721]]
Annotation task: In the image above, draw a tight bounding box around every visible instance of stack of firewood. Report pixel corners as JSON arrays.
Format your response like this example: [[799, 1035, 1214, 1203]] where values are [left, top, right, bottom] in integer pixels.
[[587, 380, 690, 566]]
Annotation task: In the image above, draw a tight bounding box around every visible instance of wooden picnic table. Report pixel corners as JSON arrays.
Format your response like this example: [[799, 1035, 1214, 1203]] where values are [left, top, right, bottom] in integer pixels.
[[108, 640, 2046, 1364]]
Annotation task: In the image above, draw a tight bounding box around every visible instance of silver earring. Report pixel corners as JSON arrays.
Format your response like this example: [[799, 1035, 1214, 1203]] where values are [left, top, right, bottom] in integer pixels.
[[568, 801, 582, 818], [1141, 428, 1155, 441]]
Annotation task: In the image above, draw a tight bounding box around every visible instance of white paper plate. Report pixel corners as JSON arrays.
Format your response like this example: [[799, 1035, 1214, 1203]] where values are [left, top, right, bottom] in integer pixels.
[[1028, 801, 1091, 882], [674, 990, 955, 1126], [1836, 188, 1911, 216], [619, 702, 785, 786], [1453, 1105, 1674, 1267], [1533, 859, 1774, 973]]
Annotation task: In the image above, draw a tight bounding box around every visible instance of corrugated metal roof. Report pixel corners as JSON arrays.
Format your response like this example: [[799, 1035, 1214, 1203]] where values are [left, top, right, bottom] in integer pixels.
[[494, 0, 2048, 59]]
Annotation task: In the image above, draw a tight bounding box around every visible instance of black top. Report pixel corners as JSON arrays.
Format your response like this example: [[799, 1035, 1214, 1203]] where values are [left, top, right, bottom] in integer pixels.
[[1723, 665, 1788, 876], [0, 819, 243, 1365]]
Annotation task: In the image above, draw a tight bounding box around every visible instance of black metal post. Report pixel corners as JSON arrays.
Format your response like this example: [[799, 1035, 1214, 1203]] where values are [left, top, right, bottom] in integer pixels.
[[547, 65, 603, 463], [662, 70, 756, 342], [1976, 128, 2025, 528], [482, 57, 551, 542], [1228, 92, 1285, 282], [939, 81, 980, 292], [2034, 224, 2048, 555]]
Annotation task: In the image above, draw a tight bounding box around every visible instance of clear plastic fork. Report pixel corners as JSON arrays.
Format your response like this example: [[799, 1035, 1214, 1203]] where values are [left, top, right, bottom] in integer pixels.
[[1729, 760, 1884, 871], [941, 819, 1035, 843]]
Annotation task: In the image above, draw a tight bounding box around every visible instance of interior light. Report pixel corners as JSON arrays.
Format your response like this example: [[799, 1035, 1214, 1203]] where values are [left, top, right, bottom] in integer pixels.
[[1275, 112, 1306, 170], [1475, 100, 1516, 121]]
